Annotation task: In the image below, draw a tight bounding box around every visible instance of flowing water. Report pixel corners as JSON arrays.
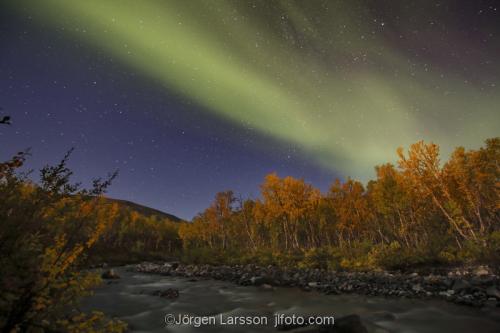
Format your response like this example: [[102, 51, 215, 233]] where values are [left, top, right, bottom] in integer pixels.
[[81, 267, 500, 333]]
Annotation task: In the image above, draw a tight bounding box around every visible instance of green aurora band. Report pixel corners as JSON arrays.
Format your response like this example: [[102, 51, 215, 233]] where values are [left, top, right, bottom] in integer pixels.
[[12, 0, 499, 179]]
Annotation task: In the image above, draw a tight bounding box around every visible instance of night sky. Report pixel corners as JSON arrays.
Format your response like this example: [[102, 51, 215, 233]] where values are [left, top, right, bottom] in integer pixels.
[[1, 1, 499, 219]]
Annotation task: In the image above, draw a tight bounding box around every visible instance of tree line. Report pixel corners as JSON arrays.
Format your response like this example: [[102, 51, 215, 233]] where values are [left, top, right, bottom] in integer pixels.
[[179, 138, 499, 269]]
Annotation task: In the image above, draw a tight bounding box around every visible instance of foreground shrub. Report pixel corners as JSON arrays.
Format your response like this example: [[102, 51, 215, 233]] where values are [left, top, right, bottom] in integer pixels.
[[0, 151, 126, 332]]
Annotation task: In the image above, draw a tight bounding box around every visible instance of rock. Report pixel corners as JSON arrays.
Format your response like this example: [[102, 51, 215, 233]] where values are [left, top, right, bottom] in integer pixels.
[[168, 262, 179, 270], [101, 269, 120, 279], [326, 287, 340, 295], [460, 294, 474, 305], [152, 288, 179, 299], [261, 283, 274, 291], [250, 276, 265, 286], [474, 266, 490, 276], [443, 278, 454, 288], [486, 286, 500, 299], [331, 314, 368, 333], [133, 261, 500, 309], [439, 290, 454, 298], [452, 279, 470, 292], [281, 272, 291, 283], [484, 298, 498, 308], [472, 276, 495, 285], [424, 274, 440, 285], [411, 284, 422, 292]]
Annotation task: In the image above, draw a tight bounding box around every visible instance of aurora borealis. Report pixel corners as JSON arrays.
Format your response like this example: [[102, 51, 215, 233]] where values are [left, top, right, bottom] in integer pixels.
[[1, 1, 499, 218]]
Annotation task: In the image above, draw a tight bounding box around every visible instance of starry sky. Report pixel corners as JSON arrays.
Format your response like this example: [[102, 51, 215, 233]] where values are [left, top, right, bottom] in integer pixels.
[[1, 1, 499, 219]]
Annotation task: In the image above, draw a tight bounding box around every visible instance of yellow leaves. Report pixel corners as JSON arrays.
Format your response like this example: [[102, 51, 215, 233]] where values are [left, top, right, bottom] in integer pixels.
[[397, 140, 441, 180], [328, 178, 371, 238], [0, 189, 122, 331], [0, 152, 128, 332], [260, 173, 320, 220], [17, 182, 37, 199], [54, 310, 127, 333], [395, 138, 500, 243], [130, 210, 141, 223], [78, 201, 94, 219], [97, 202, 182, 256]]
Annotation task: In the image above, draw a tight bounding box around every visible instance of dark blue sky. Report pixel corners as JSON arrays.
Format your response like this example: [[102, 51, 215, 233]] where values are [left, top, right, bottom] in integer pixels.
[[0, 12, 337, 220]]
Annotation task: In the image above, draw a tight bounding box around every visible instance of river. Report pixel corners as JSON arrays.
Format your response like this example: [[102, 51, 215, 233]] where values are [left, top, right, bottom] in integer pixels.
[[81, 266, 500, 333]]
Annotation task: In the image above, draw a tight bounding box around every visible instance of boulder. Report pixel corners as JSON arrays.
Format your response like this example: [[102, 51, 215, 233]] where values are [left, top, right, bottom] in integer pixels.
[[452, 279, 470, 292], [250, 276, 265, 286], [484, 298, 498, 308], [326, 314, 368, 333], [101, 269, 120, 279], [486, 286, 500, 299], [442, 278, 454, 288], [169, 262, 180, 270], [250, 275, 274, 286], [474, 266, 490, 276], [152, 288, 179, 299], [438, 290, 454, 298], [261, 283, 274, 291], [411, 284, 422, 292]]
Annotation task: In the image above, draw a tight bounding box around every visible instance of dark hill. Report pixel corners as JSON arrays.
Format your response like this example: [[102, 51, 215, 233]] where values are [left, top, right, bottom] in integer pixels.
[[106, 198, 183, 222]]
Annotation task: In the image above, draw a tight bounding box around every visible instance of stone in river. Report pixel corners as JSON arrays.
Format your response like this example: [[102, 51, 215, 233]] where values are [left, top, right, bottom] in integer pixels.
[[250, 276, 263, 285], [452, 279, 470, 292], [101, 269, 120, 279], [261, 283, 274, 291], [152, 288, 179, 299], [486, 286, 500, 299]]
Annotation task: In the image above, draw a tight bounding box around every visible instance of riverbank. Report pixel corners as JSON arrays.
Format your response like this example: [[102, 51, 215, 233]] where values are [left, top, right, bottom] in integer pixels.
[[132, 262, 500, 308]]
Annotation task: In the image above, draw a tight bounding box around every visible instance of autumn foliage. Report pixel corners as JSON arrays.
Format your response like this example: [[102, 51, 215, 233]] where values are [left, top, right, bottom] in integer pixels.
[[0, 151, 126, 332], [180, 138, 500, 269], [90, 206, 181, 264]]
